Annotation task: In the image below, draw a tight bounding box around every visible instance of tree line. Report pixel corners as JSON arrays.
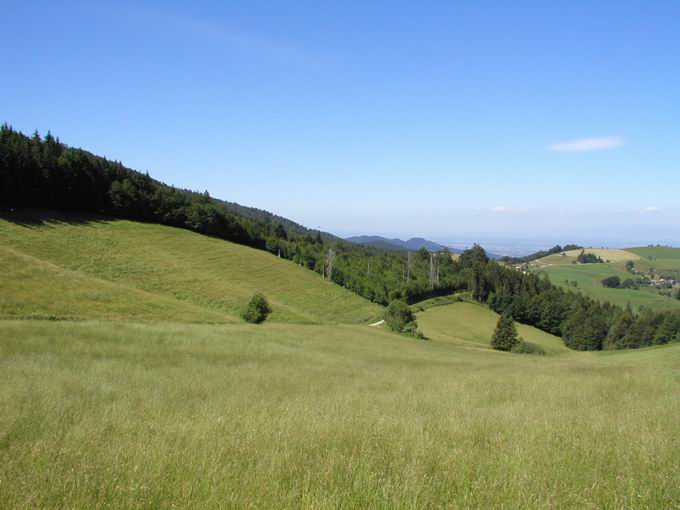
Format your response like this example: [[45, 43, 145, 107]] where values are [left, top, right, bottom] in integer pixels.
[[462, 245, 680, 350], [500, 243, 582, 264], [0, 125, 464, 305], [3, 125, 679, 350]]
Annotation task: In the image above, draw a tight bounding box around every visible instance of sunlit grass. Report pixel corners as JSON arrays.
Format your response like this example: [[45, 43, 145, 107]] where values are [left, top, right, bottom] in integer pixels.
[[2, 320, 679, 508], [0, 213, 380, 324]]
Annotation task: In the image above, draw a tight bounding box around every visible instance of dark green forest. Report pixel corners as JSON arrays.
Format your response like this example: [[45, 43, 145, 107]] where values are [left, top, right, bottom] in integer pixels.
[[2, 125, 679, 350], [0, 125, 463, 305]]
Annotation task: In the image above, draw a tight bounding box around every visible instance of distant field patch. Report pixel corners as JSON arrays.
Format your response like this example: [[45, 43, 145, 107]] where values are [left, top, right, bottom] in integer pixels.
[[535, 263, 680, 311], [627, 246, 680, 261], [534, 248, 640, 266]]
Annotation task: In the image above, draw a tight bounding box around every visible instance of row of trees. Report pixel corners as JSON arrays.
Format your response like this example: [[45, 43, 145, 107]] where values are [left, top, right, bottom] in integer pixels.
[[462, 246, 680, 350], [500, 244, 582, 264], [576, 250, 604, 264], [601, 275, 639, 289], [0, 125, 465, 305]]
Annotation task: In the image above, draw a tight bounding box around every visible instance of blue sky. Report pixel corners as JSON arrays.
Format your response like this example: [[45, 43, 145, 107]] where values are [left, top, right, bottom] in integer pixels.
[[3, 1, 679, 245]]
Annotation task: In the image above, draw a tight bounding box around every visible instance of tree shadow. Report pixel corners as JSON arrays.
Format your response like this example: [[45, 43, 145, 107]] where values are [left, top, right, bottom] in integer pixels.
[[0, 208, 112, 228]]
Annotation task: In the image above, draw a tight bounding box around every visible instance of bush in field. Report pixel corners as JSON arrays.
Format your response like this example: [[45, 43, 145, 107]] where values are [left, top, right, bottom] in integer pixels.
[[384, 300, 419, 336], [242, 293, 271, 323], [511, 340, 546, 355], [491, 313, 519, 351], [601, 275, 621, 288]]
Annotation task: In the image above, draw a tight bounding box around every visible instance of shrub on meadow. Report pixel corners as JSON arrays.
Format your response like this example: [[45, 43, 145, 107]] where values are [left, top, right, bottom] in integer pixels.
[[384, 300, 420, 337], [511, 340, 546, 355], [242, 293, 271, 324]]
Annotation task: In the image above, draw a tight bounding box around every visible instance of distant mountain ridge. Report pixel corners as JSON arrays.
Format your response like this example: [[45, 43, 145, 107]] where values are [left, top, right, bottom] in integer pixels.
[[346, 235, 460, 253]]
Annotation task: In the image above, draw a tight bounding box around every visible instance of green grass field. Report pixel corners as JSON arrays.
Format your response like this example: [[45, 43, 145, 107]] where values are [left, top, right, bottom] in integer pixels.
[[417, 300, 571, 355], [0, 212, 380, 324], [627, 246, 680, 278], [627, 246, 680, 262], [534, 248, 641, 267], [2, 320, 680, 508], [528, 246, 680, 311], [3, 214, 680, 508], [536, 263, 680, 311]]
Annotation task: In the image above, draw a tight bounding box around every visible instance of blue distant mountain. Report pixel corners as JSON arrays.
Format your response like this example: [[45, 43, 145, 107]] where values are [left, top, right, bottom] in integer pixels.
[[346, 235, 460, 253]]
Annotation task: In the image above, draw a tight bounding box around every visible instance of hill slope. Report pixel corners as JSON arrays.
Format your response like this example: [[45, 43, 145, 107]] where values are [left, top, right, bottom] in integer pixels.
[[0, 212, 380, 324], [416, 300, 570, 355], [2, 319, 679, 508], [533, 248, 640, 266], [529, 247, 680, 311]]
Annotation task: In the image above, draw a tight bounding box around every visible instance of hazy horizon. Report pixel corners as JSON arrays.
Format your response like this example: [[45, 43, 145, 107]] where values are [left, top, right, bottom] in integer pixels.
[[3, 1, 679, 242]]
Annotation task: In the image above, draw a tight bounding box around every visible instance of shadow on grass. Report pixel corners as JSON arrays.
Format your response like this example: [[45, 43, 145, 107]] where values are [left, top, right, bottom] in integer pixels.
[[0, 208, 112, 228]]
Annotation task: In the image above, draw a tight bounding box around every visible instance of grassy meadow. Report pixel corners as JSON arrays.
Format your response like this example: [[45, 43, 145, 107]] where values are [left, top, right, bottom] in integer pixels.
[[530, 247, 680, 311], [0, 212, 380, 324], [2, 320, 680, 509], [417, 300, 571, 355], [2, 214, 680, 508], [627, 246, 680, 277]]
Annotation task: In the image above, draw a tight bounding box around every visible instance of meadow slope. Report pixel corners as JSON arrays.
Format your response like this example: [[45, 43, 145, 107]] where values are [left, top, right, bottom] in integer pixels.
[[0, 212, 380, 324], [531, 248, 680, 311], [417, 300, 571, 355], [1, 320, 679, 509], [2, 214, 680, 508]]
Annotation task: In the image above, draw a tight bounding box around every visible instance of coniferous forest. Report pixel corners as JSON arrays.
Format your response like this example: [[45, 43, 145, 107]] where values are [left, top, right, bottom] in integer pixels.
[[2, 124, 679, 351]]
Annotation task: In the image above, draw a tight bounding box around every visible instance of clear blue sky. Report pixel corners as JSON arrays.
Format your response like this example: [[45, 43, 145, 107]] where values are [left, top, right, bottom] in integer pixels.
[[3, 1, 679, 245]]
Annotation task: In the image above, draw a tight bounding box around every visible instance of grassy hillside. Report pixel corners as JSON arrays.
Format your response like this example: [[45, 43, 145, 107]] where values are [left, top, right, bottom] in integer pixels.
[[627, 246, 680, 276], [417, 300, 570, 355], [533, 247, 640, 266], [528, 247, 680, 311], [2, 319, 679, 508], [627, 245, 680, 261], [3, 212, 680, 507], [0, 212, 380, 324], [538, 263, 680, 311]]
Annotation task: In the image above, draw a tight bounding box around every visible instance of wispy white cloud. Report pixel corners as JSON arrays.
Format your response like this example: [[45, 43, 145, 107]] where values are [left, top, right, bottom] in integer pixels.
[[640, 206, 660, 213], [490, 206, 529, 213], [548, 136, 624, 153], [117, 6, 308, 63]]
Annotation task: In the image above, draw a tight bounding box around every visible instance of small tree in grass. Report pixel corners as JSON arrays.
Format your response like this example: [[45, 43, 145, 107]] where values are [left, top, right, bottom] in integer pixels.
[[242, 293, 271, 323], [384, 300, 419, 336], [491, 313, 519, 351]]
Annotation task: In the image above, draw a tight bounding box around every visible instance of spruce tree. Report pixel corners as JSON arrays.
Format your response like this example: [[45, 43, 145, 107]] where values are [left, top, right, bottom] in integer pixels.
[[491, 313, 519, 351]]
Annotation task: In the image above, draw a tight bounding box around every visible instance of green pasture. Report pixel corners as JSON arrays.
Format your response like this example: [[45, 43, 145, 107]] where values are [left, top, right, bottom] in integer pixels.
[[0, 212, 380, 324], [2, 320, 680, 509]]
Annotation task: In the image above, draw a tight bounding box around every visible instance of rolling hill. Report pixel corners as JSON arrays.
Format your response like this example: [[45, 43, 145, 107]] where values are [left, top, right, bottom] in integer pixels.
[[0, 211, 380, 324], [2, 316, 680, 508], [2, 210, 680, 508], [528, 247, 680, 311], [346, 235, 454, 252], [416, 300, 571, 355]]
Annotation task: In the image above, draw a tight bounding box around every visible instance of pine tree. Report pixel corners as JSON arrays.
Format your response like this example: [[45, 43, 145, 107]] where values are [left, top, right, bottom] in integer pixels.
[[604, 304, 634, 349], [491, 313, 519, 351]]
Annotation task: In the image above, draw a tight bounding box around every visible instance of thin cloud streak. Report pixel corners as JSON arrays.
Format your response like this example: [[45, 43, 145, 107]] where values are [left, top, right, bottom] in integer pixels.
[[548, 136, 624, 153], [115, 5, 308, 63], [490, 206, 529, 213]]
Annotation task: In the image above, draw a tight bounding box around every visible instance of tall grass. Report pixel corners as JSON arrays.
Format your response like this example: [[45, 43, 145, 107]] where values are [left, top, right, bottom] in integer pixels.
[[0, 214, 380, 324], [2, 320, 679, 508]]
